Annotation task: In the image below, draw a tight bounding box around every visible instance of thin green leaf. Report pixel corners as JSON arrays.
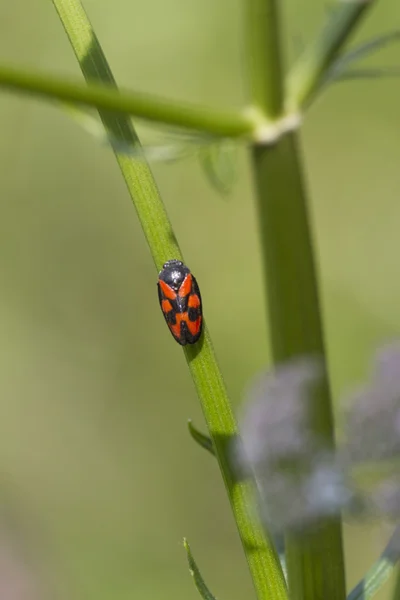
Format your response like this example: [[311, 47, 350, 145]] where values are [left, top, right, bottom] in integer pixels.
[[347, 525, 400, 600], [61, 103, 191, 159], [336, 31, 400, 69], [325, 31, 400, 84], [286, 1, 373, 110], [272, 534, 287, 582], [326, 67, 400, 82], [184, 539, 217, 600], [116, 142, 191, 162], [65, 100, 239, 189], [62, 104, 221, 163], [187, 420, 215, 456], [198, 141, 237, 196], [62, 102, 105, 138]]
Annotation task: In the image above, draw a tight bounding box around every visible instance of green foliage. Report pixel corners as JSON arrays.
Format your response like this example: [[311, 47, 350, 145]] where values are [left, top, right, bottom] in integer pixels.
[[347, 526, 400, 600], [324, 31, 400, 85], [286, 1, 372, 110], [197, 141, 237, 196], [184, 539, 218, 600], [187, 420, 215, 456]]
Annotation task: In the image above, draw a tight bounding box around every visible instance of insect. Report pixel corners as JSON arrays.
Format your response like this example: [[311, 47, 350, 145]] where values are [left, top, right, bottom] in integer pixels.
[[157, 259, 203, 345]]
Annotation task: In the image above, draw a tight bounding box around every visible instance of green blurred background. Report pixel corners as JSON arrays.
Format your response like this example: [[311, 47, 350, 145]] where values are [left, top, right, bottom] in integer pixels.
[[0, 0, 399, 598]]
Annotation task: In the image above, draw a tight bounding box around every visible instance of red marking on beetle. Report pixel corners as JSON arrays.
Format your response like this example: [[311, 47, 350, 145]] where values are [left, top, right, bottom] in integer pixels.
[[178, 274, 192, 298], [159, 279, 177, 300], [161, 299, 173, 313], [188, 294, 200, 308]]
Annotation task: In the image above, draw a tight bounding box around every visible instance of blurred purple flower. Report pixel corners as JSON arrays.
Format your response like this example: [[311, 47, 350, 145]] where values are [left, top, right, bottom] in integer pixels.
[[234, 356, 358, 533], [256, 453, 356, 533], [345, 342, 400, 463], [236, 357, 324, 474], [233, 345, 400, 535], [0, 526, 49, 600], [371, 477, 400, 519]]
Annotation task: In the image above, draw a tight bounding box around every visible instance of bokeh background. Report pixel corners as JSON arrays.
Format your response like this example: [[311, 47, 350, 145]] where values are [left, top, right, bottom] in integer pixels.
[[0, 0, 399, 598]]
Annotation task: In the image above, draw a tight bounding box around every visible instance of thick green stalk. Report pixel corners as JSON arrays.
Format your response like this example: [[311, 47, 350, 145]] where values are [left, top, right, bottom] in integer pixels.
[[51, 1, 287, 598], [246, 0, 284, 118], [0, 64, 254, 138], [247, 4, 379, 599], [286, 0, 374, 110], [251, 133, 346, 600]]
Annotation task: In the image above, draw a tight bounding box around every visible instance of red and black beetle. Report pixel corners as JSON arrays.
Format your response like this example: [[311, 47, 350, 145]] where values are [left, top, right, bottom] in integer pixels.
[[157, 259, 203, 345]]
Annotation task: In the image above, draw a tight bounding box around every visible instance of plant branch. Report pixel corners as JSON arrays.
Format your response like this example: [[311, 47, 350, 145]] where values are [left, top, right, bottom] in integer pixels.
[[0, 63, 255, 138]]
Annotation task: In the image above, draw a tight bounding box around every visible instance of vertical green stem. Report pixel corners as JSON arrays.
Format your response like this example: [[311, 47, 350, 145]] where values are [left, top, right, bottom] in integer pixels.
[[251, 132, 346, 600], [252, 135, 325, 359], [245, 0, 284, 118]]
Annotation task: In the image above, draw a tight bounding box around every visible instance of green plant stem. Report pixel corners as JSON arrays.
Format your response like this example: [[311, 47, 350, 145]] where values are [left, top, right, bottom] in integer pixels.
[[286, 0, 374, 110], [51, 1, 287, 598], [0, 63, 254, 138], [185, 339, 288, 600], [246, 0, 284, 117], [251, 132, 346, 600]]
